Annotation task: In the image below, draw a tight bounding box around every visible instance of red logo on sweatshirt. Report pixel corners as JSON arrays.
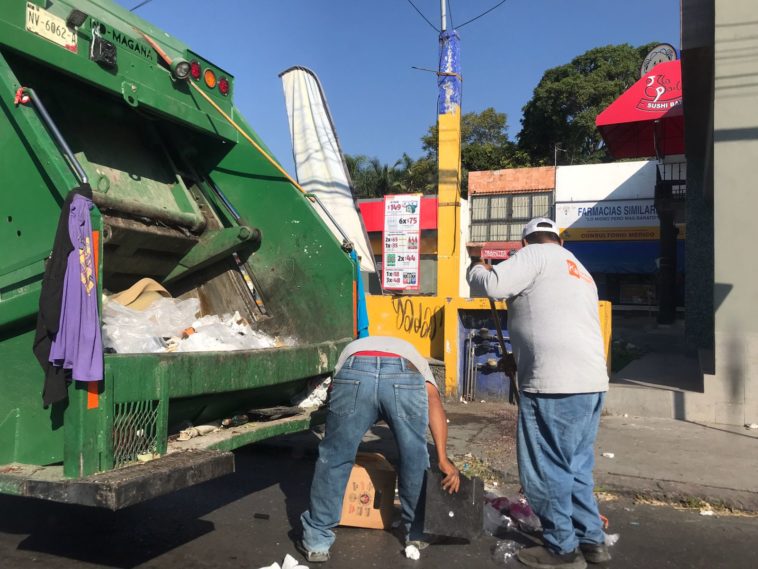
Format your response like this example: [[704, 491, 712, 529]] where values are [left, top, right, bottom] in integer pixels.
[[567, 260, 593, 284]]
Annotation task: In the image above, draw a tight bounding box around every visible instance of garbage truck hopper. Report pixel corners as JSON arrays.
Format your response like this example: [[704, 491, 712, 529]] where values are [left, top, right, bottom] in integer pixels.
[[0, 0, 356, 508]]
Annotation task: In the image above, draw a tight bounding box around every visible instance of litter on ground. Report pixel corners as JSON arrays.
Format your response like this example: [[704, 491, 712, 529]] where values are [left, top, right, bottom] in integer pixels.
[[404, 544, 420, 560]]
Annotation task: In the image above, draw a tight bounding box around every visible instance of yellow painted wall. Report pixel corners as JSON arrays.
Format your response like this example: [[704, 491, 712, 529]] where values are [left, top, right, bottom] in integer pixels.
[[366, 295, 445, 360]]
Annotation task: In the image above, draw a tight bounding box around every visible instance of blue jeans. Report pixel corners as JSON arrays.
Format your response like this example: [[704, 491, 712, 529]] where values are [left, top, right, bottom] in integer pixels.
[[517, 391, 606, 555], [301, 356, 430, 553]]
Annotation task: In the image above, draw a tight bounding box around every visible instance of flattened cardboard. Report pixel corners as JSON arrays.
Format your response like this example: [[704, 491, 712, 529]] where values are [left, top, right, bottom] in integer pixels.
[[339, 452, 397, 530]]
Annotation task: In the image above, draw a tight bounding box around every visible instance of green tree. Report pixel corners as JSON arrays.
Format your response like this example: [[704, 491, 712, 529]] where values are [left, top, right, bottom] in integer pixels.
[[345, 154, 412, 198], [517, 43, 658, 165]]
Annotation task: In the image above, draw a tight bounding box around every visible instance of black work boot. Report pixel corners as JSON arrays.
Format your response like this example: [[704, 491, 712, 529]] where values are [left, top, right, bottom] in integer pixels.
[[579, 542, 611, 564], [517, 545, 587, 569]]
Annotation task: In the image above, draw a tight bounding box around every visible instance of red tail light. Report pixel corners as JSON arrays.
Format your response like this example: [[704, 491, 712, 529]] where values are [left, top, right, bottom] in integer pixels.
[[218, 77, 230, 96], [190, 60, 201, 80]]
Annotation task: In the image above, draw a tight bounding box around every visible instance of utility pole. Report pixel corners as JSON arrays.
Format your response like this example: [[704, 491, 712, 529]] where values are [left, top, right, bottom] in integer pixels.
[[435, 5, 461, 300], [436, 1, 463, 398], [554, 144, 566, 166]]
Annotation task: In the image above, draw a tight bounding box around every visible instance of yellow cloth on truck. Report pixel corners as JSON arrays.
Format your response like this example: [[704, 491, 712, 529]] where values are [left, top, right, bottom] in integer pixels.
[[109, 278, 171, 311]]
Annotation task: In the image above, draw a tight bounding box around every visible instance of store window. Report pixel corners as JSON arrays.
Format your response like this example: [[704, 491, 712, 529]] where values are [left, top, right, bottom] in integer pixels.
[[470, 192, 554, 242]]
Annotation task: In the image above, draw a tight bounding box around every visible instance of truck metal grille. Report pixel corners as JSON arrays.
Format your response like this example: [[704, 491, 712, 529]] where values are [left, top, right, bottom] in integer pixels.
[[113, 400, 160, 468]]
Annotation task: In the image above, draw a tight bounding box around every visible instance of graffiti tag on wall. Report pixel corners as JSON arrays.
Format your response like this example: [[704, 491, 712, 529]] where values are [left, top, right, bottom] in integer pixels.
[[392, 298, 444, 340]]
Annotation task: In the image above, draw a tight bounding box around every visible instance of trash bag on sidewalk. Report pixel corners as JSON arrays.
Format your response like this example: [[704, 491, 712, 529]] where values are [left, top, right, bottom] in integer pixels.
[[484, 492, 542, 534]]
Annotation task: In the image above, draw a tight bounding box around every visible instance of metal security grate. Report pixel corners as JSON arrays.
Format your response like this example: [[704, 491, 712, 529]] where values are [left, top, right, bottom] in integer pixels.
[[469, 191, 554, 242], [113, 400, 159, 468]]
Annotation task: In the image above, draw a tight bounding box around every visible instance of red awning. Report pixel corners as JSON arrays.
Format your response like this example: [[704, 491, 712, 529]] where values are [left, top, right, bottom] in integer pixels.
[[596, 60, 684, 159]]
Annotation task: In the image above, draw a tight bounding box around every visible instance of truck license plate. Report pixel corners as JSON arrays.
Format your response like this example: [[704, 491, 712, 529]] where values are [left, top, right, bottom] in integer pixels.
[[25, 2, 78, 53]]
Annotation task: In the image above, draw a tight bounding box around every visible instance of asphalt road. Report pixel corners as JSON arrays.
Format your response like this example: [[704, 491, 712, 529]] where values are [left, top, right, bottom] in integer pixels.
[[1, 445, 756, 569]]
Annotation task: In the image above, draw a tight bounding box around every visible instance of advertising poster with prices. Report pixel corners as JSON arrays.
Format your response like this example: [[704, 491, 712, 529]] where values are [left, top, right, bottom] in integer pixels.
[[382, 194, 421, 291]]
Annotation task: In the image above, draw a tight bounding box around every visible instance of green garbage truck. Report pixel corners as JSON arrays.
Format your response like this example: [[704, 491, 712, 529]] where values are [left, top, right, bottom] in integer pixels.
[[0, 0, 356, 508]]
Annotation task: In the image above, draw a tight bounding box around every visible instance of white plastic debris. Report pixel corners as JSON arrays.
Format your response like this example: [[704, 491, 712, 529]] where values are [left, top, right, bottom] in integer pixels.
[[746, 423, 758, 430], [404, 544, 420, 560], [491, 540, 522, 564], [103, 297, 200, 353], [604, 532, 621, 547], [103, 297, 291, 354], [258, 554, 308, 569], [699, 508, 715, 516], [292, 377, 332, 409], [484, 502, 514, 535], [602, 452, 615, 459], [281, 554, 307, 569], [177, 424, 220, 441]]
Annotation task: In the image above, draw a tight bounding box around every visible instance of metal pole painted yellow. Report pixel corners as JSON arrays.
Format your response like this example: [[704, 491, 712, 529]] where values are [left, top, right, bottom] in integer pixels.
[[435, 27, 463, 396], [436, 109, 462, 298]]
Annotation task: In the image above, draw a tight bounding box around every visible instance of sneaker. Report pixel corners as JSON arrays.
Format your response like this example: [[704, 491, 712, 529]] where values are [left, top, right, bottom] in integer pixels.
[[579, 543, 611, 564], [295, 540, 330, 563], [517, 545, 587, 569]]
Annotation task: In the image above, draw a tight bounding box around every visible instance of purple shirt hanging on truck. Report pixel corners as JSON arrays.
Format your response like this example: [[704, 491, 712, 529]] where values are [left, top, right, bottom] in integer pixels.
[[48, 193, 103, 382]]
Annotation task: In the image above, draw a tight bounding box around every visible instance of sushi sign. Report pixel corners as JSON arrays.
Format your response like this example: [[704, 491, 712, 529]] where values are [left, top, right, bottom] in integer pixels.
[[382, 194, 421, 291]]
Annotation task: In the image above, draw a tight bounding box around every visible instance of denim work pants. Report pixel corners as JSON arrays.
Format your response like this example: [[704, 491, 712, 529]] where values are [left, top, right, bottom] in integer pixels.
[[517, 391, 606, 555], [301, 356, 430, 553]]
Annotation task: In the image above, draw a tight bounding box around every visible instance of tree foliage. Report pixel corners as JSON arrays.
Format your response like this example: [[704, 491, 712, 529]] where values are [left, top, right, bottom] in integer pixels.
[[346, 43, 656, 198], [346, 108, 526, 198], [345, 153, 436, 198], [517, 43, 658, 165]]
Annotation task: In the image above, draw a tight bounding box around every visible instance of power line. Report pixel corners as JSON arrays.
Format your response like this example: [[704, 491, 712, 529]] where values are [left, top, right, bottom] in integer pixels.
[[404, 0, 440, 33], [130, 0, 154, 11], [457, 0, 508, 29], [447, 0, 455, 29]]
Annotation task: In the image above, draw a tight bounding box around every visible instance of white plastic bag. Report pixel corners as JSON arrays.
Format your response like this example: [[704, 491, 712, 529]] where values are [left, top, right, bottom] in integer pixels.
[[102, 297, 200, 353]]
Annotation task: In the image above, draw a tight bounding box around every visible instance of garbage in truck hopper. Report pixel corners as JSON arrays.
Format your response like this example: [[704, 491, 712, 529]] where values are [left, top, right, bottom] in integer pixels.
[[102, 279, 292, 354]]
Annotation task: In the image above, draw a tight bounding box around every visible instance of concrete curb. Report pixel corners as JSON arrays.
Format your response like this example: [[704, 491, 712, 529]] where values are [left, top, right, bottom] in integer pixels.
[[484, 463, 758, 512], [594, 472, 758, 512]]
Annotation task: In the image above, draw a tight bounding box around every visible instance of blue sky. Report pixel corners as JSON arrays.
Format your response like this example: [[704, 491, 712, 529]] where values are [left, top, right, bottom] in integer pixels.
[[113, 0, 680, 172]]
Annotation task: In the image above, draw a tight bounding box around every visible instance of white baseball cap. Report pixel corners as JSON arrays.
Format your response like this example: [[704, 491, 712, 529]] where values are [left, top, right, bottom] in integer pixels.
[[522, 217, 560, 239]]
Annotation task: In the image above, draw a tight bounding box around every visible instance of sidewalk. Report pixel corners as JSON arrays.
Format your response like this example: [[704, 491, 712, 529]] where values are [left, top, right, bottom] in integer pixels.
[[592, 415, 758, 511], [443, 402, 758, 511]]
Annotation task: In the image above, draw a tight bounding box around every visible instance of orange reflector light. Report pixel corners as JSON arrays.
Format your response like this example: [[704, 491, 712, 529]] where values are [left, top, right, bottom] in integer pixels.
[[204, 68, 217, 89]]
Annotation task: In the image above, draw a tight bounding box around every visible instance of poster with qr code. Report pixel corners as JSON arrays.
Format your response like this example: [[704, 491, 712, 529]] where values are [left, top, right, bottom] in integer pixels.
[[382, 194, 421, 291]]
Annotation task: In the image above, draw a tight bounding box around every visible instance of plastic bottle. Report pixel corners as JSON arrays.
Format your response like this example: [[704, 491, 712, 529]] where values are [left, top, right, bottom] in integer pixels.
[[492, 540, 522, 564]]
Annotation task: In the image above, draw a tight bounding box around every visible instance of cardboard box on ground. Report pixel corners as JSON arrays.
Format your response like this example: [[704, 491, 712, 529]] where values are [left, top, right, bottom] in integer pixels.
[[339, 453, 397, 529]]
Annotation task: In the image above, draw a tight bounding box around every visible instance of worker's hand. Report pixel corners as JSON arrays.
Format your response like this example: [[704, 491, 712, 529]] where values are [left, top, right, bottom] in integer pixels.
[[438, 458, 461, 494], [469, 259, 493, 271], [499, 353, 517, 379]]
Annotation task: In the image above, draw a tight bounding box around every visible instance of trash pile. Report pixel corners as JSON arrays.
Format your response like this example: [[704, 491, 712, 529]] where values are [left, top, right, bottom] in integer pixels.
[[102, 285, 293, 354], [485, 491, 619, 563], [484, 492, 542, 535], [291, 376, 332, 409]]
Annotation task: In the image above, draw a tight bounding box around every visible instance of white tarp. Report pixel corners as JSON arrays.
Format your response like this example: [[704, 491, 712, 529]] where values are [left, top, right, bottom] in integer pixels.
[[280, 67, 375, 272]]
